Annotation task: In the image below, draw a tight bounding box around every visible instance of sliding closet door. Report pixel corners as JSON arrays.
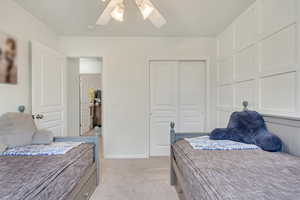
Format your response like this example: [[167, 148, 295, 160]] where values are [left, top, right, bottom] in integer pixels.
[[150, 61, 178, 156], [178, 61, 206, 132], [150, 60, 206, 156]]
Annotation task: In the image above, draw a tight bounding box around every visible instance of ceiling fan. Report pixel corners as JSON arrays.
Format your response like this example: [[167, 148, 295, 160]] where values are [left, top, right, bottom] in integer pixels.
[[96, 0, 166, 28]]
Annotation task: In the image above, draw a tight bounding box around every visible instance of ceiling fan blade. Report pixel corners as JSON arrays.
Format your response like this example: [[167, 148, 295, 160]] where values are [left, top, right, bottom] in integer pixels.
[[148, 8, 167, 28], [96, 0, 123, 25], [142, 0, 166, 28]]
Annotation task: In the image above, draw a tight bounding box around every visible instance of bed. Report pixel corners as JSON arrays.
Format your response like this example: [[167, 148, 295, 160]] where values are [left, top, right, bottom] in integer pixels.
[[0, 136, 100, 200], [170, 114, 300, 200]]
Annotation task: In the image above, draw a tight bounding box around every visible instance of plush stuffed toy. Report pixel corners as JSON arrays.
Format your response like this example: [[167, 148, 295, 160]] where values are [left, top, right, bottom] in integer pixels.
[[210, 111, 282, 152]]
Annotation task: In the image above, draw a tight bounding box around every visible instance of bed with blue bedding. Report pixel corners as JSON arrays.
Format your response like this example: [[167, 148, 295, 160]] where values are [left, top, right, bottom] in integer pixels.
[[170, 109, 300, 200], [172, 139, 300, 200]]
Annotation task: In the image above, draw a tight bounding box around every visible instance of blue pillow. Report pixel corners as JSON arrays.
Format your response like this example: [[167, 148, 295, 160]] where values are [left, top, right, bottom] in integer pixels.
[[210, 111, 282, 152], [254, 129, 282, 152]]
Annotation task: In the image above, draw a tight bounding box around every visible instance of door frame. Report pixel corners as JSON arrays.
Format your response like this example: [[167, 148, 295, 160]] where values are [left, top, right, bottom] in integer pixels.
[[66, 56, 104, 137], [146, 56, 210, 158]]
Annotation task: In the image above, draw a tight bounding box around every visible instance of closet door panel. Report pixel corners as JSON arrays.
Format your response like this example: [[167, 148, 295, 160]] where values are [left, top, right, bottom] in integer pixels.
[[150, 61, 178, 156], [178, 61, 206, 132], [149, 61, 206, 156]]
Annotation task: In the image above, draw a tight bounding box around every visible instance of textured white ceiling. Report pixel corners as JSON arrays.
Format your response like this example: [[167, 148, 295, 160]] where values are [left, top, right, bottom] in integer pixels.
[[13, 0, 255, 37]]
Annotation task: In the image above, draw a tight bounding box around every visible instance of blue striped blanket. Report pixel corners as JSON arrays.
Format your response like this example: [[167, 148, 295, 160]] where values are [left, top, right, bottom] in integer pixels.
[[185, 136, 259, 150], [1, 142, 82, 156]]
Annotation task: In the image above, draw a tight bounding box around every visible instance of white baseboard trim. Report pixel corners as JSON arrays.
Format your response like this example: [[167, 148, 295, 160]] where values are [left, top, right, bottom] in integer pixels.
[[105, 154, 148, 159]]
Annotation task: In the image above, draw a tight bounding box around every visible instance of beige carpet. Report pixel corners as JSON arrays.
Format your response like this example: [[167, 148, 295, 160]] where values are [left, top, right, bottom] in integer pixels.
[[90, 157, 179, 200]]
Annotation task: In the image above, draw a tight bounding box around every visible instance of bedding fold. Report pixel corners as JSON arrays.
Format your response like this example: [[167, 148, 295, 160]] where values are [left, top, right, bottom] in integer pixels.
[[173, 140, 300, 200], [0, 143, 94, 200]]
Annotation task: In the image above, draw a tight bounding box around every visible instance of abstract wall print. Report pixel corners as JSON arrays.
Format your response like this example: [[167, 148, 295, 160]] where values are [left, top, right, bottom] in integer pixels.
[[0, 32, 17, 84]]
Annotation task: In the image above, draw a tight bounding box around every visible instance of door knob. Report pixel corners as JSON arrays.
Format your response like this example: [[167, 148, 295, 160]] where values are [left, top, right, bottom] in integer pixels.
[[35, 114, 44, 120]]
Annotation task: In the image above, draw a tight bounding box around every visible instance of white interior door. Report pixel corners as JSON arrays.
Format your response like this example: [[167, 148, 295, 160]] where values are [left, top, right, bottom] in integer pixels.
[[79, 74, 102, 135], [80, 76, 91, 135], [150, 60, 206, 156], [150, 61, 178, 156], [31, 41, 67, 137]]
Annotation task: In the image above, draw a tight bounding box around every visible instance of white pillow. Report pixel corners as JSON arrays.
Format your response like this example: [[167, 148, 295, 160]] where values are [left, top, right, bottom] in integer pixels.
[[0, 130, 33, 148], [32, 130, 54, 145], [0, 115, 13, 131], [0, 113, 37, 147]]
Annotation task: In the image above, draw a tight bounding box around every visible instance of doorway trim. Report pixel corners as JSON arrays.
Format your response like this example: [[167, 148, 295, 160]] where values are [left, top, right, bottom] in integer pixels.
[[146, 56, 210, 158]]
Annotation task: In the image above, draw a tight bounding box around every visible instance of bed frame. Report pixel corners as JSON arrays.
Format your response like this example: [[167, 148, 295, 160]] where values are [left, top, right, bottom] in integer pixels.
[[54, 136, 100, 200], [170, 122, 209, 200], [170, 109, 300, 200]]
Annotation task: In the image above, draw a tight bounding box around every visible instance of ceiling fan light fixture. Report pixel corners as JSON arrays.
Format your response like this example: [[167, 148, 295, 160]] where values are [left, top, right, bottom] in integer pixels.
[[111, 3, 125, 22], [138, 1, 154, 20], [97, 0, 166, 28]]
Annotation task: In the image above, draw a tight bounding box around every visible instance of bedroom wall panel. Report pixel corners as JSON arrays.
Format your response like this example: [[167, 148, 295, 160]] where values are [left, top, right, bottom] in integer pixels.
[[236, 3, 258, 50], [218, 25, 234, 59], [218, 85, 234, 108], [235, 80, 256, 109], [219, 57, 234, 85], [260, 25, 297, 76], [260, 72, 296, 114], [217, 0, 299, 126], [236, 45, 258, 81], [260, 0, 296, 38]]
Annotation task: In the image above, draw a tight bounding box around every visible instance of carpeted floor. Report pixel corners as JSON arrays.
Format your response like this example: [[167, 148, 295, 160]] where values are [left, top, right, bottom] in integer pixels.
[[90, 157, 179, 200]]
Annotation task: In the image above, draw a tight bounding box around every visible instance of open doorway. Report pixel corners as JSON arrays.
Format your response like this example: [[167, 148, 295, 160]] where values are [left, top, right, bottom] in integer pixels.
[[66, 57, 103, 137], [79, 58, 102, 136]]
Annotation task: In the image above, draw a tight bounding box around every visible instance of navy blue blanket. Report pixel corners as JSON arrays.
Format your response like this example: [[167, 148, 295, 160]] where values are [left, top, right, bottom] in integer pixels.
[[210, 111, 282, 152]]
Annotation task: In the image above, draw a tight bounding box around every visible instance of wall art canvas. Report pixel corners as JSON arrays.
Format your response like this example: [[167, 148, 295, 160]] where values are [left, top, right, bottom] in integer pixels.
[[0, 32, 17, 84]]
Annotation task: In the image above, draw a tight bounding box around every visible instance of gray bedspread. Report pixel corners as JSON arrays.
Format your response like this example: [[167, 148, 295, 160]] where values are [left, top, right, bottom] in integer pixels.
[[173, 140, 300, 200], [0, 143, 94, 200]]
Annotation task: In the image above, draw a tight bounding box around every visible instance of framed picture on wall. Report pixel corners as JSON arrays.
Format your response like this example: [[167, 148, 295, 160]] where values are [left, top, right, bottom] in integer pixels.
[[0, 31, 17, 84]]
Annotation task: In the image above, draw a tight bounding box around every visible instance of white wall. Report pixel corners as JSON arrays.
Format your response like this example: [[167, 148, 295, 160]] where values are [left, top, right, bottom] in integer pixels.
[[0, 0, 58, 115], [67, 58, 80, 136], [216, 0, 299, 127], [80, 58, 102, 74], [59, 37, 217, 158]]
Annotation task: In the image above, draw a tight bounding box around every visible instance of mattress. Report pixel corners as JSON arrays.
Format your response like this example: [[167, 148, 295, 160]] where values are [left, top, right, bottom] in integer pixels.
[[172, 140, 300, 200], [0, 143, 94, 200]]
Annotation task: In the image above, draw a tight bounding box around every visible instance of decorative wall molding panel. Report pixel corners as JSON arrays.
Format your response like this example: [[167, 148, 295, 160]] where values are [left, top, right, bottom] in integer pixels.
[[216, 0, 298, 127], [219, 57, 234, 85]]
